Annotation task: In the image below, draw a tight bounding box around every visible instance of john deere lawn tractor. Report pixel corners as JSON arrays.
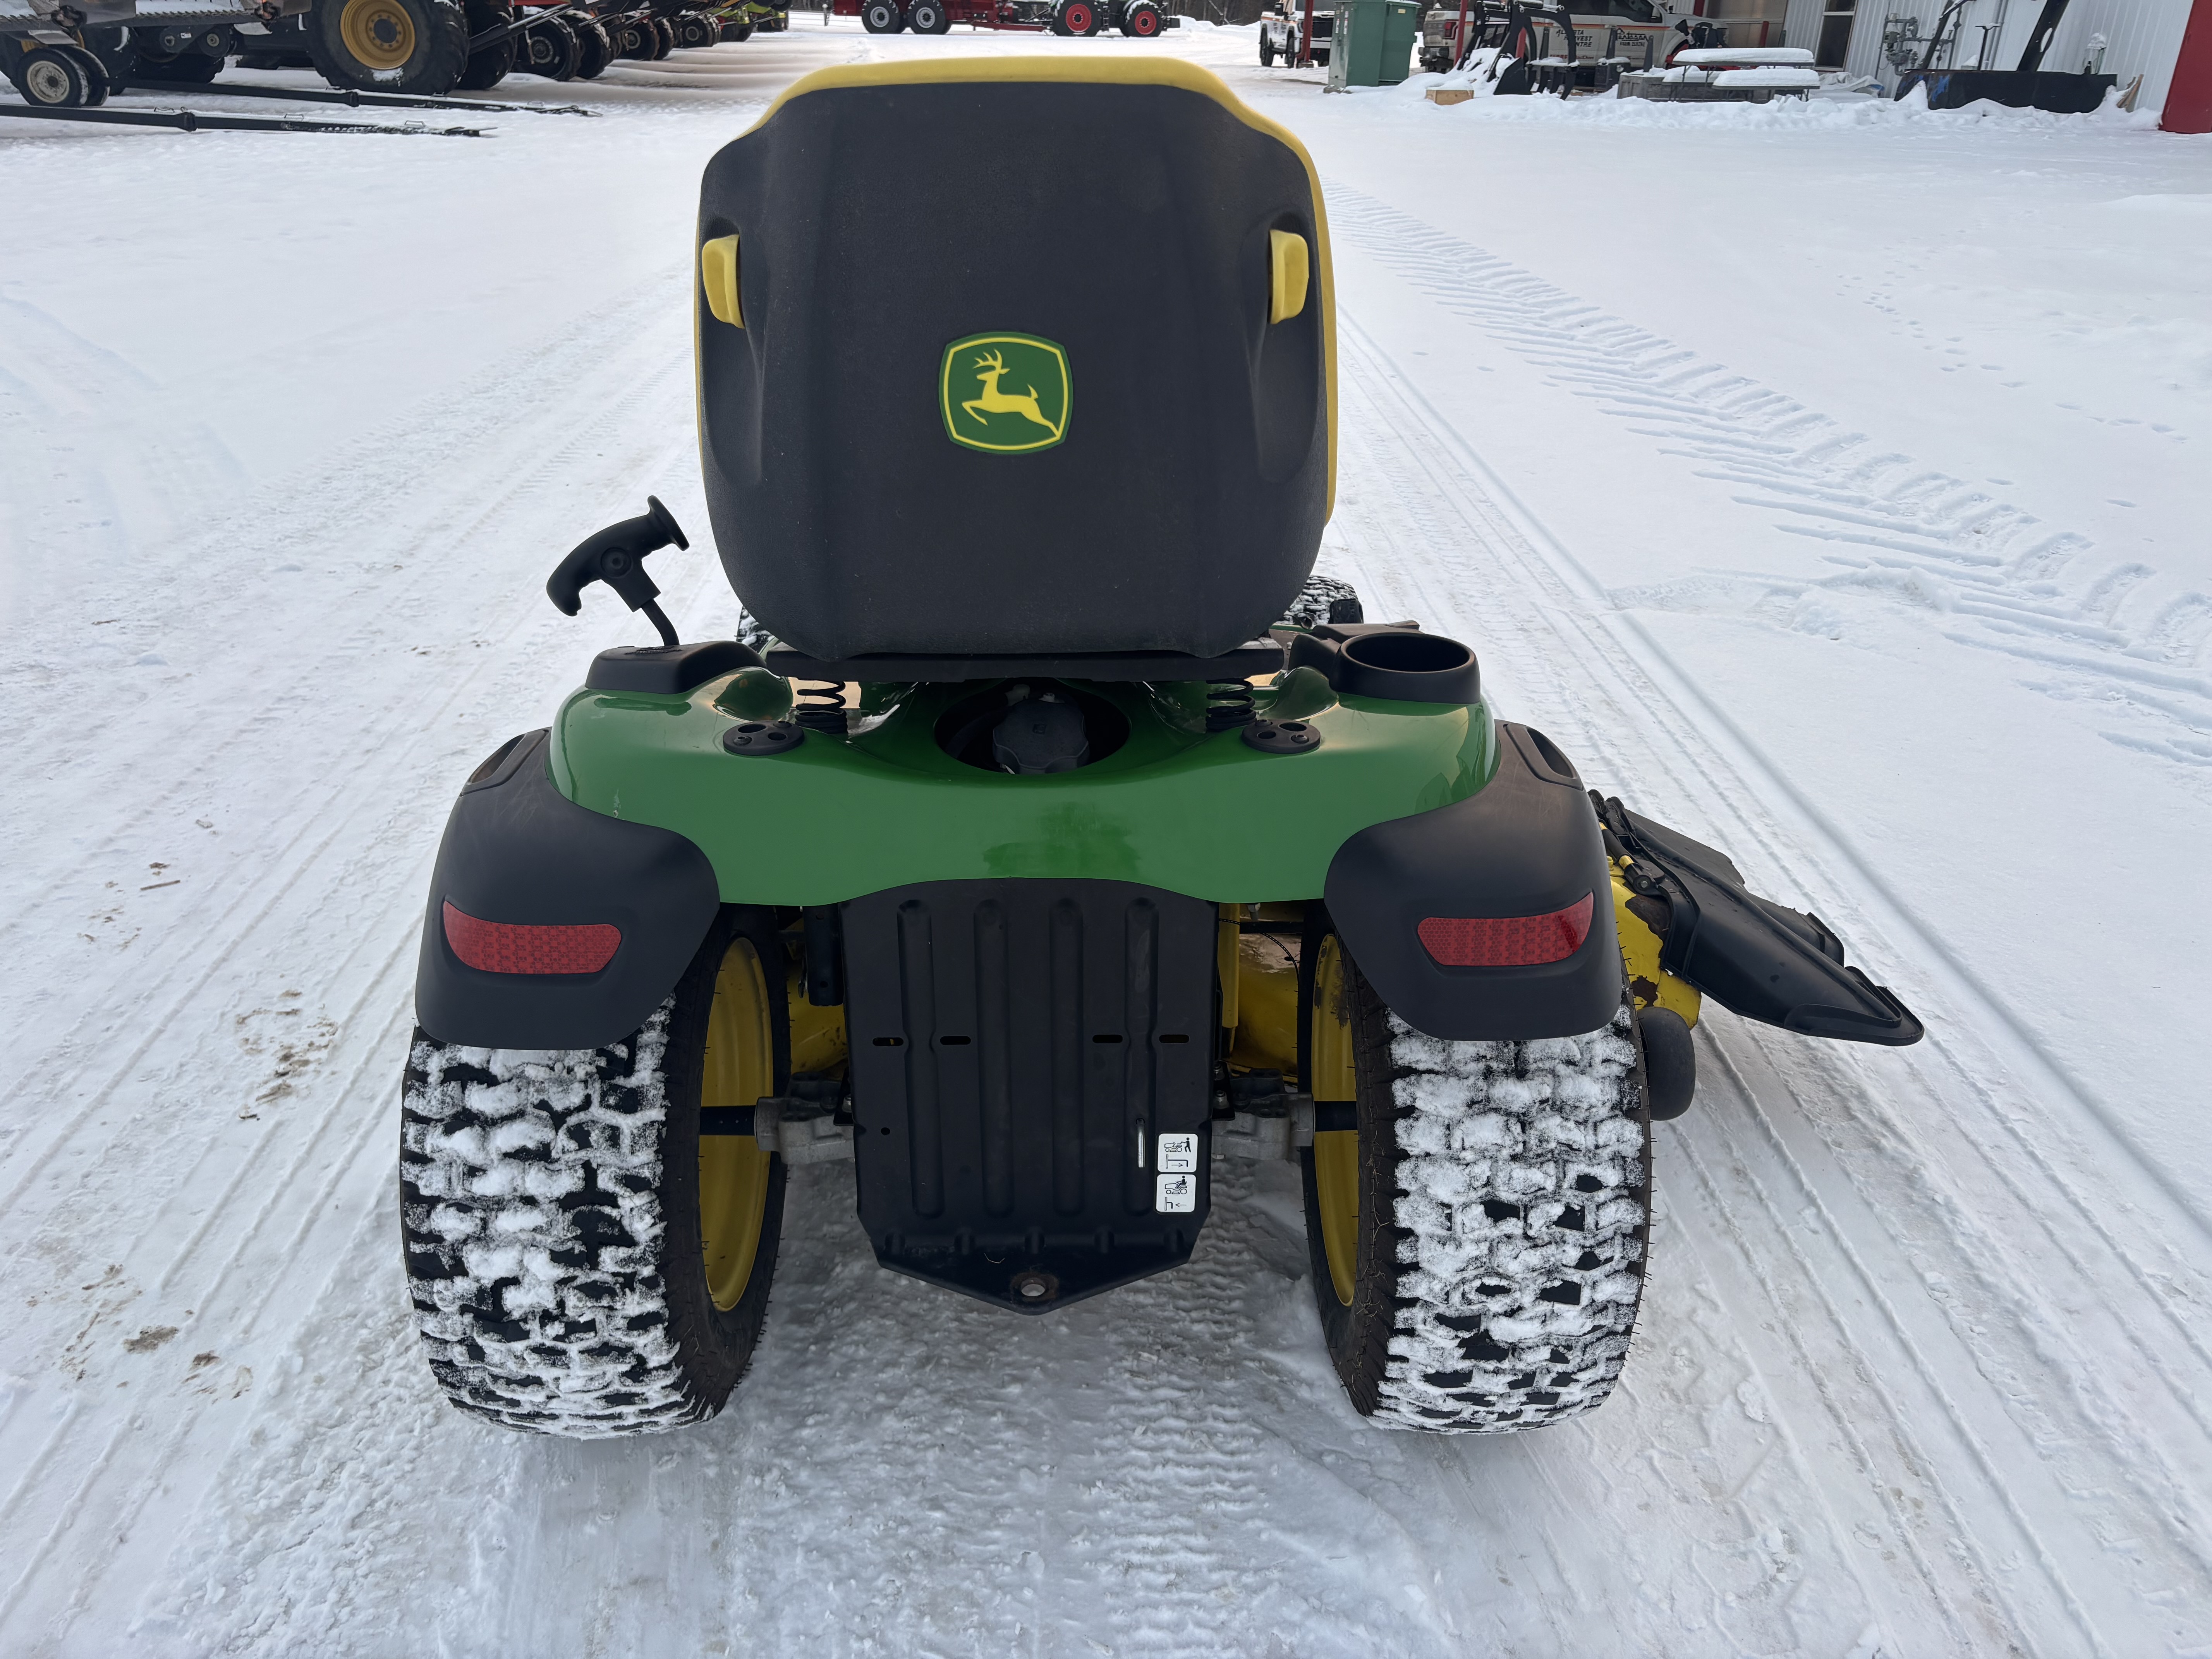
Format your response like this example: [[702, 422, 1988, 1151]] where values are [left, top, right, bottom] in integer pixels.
[[399, 57, 1920, 1440]]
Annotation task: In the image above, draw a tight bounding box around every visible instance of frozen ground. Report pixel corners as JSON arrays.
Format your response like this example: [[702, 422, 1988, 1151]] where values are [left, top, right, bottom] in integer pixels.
[[3, 23, 2210, 1657]]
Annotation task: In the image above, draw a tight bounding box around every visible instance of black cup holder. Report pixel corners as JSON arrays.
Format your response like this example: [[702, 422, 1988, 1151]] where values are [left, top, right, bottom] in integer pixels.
[[1288, 625, 1481, 706], [1339, 632, 1473, 675]]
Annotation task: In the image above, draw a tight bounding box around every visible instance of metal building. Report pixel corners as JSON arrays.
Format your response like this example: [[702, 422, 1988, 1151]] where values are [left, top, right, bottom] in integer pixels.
[[1777, 0, 2198, 106]]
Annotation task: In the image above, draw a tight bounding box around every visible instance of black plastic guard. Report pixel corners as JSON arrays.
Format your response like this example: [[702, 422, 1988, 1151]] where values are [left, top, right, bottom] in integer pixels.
[[842, 878, 1217, 1313], [1323, 723, 1623, 1040], [413, 730, 722, 1051], [1595, 795, 1923, 1047]]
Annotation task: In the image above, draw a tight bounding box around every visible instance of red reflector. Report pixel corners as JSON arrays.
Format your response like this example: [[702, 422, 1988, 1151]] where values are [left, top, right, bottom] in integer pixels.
[[443, 901, 620, 975], [1417, 893, 1595, 968]]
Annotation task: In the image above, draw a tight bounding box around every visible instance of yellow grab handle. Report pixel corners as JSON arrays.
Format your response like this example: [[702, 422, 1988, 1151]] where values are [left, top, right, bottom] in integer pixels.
[[701, 234, 742, 328], [1268, 228, 1309, 324]]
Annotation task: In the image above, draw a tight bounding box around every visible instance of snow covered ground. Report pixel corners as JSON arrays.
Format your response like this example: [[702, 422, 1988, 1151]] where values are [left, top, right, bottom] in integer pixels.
[[3, 24, 2210, 1657]]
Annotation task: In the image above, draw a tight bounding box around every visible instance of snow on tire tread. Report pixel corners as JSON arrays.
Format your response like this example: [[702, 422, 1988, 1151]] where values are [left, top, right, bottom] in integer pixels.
[[1375, 1005, 1646, 1432], [399, 1003, 708, 1437]]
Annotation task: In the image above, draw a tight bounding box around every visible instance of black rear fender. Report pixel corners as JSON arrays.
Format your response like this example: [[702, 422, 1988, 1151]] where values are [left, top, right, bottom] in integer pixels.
[[1323, 723, 1622, 1041], [413, 730, 723, 1051]]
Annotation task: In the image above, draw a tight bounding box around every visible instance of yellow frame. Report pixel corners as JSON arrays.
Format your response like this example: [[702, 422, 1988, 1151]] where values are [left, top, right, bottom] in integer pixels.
[[698, 939, 776, 1311]]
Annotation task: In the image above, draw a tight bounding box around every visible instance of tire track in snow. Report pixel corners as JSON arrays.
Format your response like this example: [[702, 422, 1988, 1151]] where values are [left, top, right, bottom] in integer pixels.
[[0, 275, 731, 1649], [0, 294, 250, 622], [1323, 311, 2212, 1655], [1322, 186, 2212, 768]]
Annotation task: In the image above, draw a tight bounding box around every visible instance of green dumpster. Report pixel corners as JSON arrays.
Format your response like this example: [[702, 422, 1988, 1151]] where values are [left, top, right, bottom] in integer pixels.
[[1325, 0, 1420, 88]]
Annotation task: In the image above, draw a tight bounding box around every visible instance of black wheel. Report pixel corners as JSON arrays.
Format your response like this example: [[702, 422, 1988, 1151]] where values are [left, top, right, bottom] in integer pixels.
[[574, 16, 613, 73], [1052, 0, 1095, 31], [456, 0, 515, 87], [402, 910, 792, 1436], [907, 0, 947, 29], [649, 14, 674, 53], [1275, 573, 1361, 630], [517, 13, 580, 75], [304, 0, 470, 92], [1122, 0, 1159, 35], [860, 0, 901, 28], [720, 18, 752, 38], [610, 15, 651, 55], [64, 44, 112, 102], [673, 10, 715, 45], [1301, 936, 1651, 1432], [10, 45, 99, 106], [1259, 29, 1274, 63]]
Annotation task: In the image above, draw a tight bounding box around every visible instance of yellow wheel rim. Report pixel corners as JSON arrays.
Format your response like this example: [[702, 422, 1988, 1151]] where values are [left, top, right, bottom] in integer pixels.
[[699, 938, 775, 1312], [1310, 935, 1360, 1307], [339, 0, 417, 70]]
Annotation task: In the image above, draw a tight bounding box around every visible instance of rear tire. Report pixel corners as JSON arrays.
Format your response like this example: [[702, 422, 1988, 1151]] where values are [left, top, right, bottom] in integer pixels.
[[60, 43, 114, 102], [305, 0, 470, 93], [674, 10, 716, 45], [1302, 938, 1651, 1433], [907, 0, 947, 29], [11, 45, 99, 106], [574, 16, 613, 74], [860, 0, 902, 28], [1122, 0, 1159, 35], [649, 14, 674, 53], [517, 13, 580, 76], [401, 911, 790, 1437], [455, 0, 514, 88]]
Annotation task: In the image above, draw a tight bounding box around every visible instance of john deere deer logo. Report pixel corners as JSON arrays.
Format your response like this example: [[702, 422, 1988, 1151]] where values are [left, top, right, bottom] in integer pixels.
[[940, 332, 1070, 454]]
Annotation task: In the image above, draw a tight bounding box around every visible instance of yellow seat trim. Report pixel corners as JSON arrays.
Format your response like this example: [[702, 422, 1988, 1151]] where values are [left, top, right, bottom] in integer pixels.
[[1269, 230, 1309, 324], [732, 57, 1337, 520], [701, 234, 742, 328]]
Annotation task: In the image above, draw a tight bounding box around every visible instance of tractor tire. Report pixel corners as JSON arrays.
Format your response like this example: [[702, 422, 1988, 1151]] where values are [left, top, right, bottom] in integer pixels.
[[10, 45, 102, 106], [401, 911, 790, 1437], [456, 0, 515, 88], [1301, 936, 1651, 1433], [860, 0, 902, 28], [1275, 572, 1362, 630], [1052, 0, 1096, 31], [517, 14, 580, 76], [1121, 0, 1159, 34], [574, 16, 613, 73], [608, 15, 652, 55], [907, 0, 948, 30], [649, 14, 674, 53], [673, 10, 716, 45], [719, 19, 752, 40], [304, 0, 470, 92]]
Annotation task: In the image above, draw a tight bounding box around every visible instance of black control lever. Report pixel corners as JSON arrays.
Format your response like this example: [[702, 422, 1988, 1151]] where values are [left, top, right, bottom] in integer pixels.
[[545, 496, 690, 649]]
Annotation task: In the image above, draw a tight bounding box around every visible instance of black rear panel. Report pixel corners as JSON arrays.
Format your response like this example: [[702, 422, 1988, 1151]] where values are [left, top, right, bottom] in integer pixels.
[[844, 879, 1216, 1311]]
